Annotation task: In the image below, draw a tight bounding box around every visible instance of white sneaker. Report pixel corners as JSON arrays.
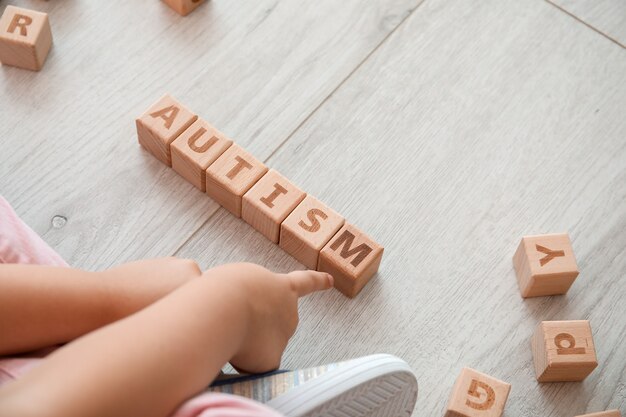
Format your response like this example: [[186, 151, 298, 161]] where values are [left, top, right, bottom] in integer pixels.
[[208, 354, 418, 417]]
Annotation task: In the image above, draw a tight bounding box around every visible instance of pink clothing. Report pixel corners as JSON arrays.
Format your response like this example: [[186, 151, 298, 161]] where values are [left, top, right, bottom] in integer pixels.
[[171, 394, 284, 417], [0, 195, 283, 417], [0, 197, 68, 267]]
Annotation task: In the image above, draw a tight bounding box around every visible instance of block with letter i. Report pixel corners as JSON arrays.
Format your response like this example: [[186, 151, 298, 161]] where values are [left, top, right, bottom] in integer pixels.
[[280, 195, 345, 270], [242, 170, 306, 243], [162, 0, 206, 16], [445, 368, 511, 417], [0, 6, 53, 71], [513, 233, 579, 297], [575, 411, 622, 417], [136, 95, 197, 166], [205, 144, 268, 217], [531, 320, 597, 382], [318, 223, 383, 298], [171, 119, 233, 191]]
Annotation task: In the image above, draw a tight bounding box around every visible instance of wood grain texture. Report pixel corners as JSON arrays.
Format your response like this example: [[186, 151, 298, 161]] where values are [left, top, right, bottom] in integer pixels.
[[0, 0, 421, 270], [177, 0, 626, 416], [0, 0, 624, 416], [547, 0, 626, 48]]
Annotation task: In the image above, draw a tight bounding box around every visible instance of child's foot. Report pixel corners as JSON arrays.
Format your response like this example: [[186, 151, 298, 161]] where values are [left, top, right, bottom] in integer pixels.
[[208, 354, 418, 417]]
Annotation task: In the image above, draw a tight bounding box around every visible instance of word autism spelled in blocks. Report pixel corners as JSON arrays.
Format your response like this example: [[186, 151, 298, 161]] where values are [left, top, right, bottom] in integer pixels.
[[513, 233, 578, 297], [162, 0, 206, 16], [136, 95, 384, 297], [0, 6, 52, 71], [445, 368, 511, 417], [531, 320, 597, 382], [575, 411, 622, 417]]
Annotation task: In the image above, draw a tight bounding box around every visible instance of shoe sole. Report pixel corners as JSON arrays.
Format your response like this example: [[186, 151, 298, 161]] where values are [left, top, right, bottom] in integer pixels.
[[266, 354, 418, 417]]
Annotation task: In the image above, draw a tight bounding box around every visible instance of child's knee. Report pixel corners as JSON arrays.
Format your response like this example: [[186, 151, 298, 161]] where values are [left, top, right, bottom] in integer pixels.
[[165, 257, 202, 279]]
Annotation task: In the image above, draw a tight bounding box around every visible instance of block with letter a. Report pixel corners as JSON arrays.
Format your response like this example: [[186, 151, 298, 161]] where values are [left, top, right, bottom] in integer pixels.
[[136, 95, 197, 166]]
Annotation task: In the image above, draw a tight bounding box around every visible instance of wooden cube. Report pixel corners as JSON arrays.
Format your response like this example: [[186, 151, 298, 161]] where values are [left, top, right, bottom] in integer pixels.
[[279, 195, 345, 269], [575, 411, 621, 417], [205, 144, 268, 217], [171, 119, 233, 191], [0, 6, 53, 71], [317, 223, 383, 298], [513, 233, 578, 297], [162, 0, 206, 16], [531, 320, 598, 382], [241, 170, 306, 243], [136, 95, 197, 166], [445, 368, 511, 417]]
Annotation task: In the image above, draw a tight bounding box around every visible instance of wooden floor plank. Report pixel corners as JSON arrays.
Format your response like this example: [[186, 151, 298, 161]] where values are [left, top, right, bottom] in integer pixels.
[[548, 0, 626, 48], [0, 0, 422, 269], [177, 0, 626, 415]]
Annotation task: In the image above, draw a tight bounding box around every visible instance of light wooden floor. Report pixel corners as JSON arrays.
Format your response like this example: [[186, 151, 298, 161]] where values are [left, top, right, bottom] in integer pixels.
[[1, 1, 624, 416]]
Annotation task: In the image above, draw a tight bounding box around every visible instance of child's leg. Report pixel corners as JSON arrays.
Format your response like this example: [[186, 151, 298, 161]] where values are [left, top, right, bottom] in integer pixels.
[[0, 258, 201, 355], [0, 268, 252, 417]]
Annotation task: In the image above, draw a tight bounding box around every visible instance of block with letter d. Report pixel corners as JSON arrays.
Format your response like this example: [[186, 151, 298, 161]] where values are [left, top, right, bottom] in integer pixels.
[[531, 320, 597, 382]]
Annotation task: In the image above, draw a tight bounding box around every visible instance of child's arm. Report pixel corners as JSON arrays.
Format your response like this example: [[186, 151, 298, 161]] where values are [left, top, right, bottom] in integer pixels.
[[0, 258, 201, 355], [0, 264, 332, 417]]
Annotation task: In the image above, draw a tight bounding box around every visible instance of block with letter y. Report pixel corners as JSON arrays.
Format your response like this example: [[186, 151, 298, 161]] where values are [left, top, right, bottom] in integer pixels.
[[318, 223, 383, 298]]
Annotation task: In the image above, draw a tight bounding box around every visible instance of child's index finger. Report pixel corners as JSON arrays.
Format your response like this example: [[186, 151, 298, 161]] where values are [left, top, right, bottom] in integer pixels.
[[287, 270, 334, 297]]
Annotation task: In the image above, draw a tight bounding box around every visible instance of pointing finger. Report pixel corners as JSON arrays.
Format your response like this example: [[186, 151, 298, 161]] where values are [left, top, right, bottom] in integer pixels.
[[287, 270, 333, 297]]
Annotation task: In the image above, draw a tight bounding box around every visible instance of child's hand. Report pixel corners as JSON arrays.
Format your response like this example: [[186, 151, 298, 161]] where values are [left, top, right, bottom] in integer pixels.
[[208, 263, 333, 374]]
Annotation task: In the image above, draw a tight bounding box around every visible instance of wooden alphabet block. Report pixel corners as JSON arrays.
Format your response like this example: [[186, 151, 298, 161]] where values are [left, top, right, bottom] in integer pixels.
[[241, 169, 306, 243], [317, 223, 383, 297], [531, 320, 598, 382], [575, 411, 622, 417], [136, 94, 197, 166], [0, 6, 52, 71], [279, 195, 345, 269], [445, 368, 511, 417], [205, 144, 268, 217], [162, 0, 206, 16], [513, 233, 578, 297], [171, 119, 233, 191]]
